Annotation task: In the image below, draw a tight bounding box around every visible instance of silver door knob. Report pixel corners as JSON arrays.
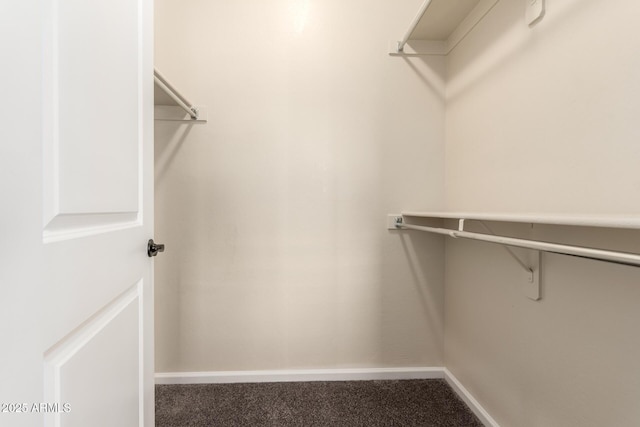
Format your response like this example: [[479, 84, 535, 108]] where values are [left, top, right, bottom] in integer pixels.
[[147, 239, 165, 257]]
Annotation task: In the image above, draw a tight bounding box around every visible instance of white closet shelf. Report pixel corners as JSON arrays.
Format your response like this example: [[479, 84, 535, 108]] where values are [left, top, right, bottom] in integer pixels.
[[390, 211, 640, 290], [389, 0, 498, 56], [401, 211, 640, 230]]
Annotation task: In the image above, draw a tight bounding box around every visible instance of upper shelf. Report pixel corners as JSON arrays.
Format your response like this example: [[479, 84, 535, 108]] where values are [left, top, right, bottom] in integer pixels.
[[401, 211, 640, 230], [389, 0, 498, 56], [154, 68, 207, 123]]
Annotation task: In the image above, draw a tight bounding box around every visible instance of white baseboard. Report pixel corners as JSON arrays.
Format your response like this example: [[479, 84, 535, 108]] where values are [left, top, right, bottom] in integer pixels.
[[443, 368, 500, 427], [155, 367, 498, 427], [155, 367, 445, 385]]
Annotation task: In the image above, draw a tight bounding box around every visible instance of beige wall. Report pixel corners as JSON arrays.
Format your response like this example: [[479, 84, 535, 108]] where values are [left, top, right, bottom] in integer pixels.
[[444, 0, 640, 426], [154, 0, 446, 372], [446, 0, 640, 214]]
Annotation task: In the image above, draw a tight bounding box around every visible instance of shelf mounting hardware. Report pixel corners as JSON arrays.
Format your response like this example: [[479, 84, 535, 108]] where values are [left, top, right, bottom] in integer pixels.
[[393, 216, 541, 300], [154, 68, 200, 120], [397, 0, 434, 53], [476, 221, 540, 300], [391, 213, 640, 300]]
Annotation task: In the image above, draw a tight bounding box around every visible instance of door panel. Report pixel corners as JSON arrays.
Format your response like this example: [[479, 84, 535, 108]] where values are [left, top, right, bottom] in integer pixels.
[[0, 0, 154, 426], [56, 0, 140, 215], [43, 0, 143, 238], [44, 282, 143, 427]]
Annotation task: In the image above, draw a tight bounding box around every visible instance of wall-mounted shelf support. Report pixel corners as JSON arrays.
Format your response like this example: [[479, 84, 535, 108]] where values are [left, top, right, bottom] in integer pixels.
[[396, 217, 640, 267], [476, 221, 540, 300], [154, 68, 207, 123], [391, 216, 539, 300], [397, 0, 434, 53], [392, 216, 640, 266], [476, 221, 532, 275], [390, 212, 640, 300]]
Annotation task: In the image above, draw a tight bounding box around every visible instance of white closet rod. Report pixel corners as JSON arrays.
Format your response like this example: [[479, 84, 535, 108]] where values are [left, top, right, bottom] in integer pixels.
[[154, 69, 199, 120], [396, 222, 640, 267], [398, 0, 433, 52]]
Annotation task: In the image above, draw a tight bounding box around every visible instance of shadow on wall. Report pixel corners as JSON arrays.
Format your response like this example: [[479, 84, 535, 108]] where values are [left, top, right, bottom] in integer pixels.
[[399, 231, 445, 343], [379, 223, 446, 364], [401, 56, 446, 103], [155, 123, 194, 186], [153, 121, 195, 371]]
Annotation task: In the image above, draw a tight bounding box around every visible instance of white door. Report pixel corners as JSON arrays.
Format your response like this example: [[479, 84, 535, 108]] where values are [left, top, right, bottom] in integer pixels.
[[0, 1, 154, 426]]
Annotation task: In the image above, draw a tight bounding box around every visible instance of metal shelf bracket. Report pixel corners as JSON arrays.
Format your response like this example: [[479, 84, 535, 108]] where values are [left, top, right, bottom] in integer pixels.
[[457, 219, 541, 300], [390, 215, 541, 301]]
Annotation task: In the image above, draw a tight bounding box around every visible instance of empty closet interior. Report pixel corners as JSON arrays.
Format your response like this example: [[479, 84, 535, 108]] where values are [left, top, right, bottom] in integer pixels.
[[153, 0, 640, 425]]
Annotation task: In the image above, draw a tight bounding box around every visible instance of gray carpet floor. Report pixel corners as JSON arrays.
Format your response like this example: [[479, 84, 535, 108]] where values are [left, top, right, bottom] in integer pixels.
[[155, 379, 484, 426]]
